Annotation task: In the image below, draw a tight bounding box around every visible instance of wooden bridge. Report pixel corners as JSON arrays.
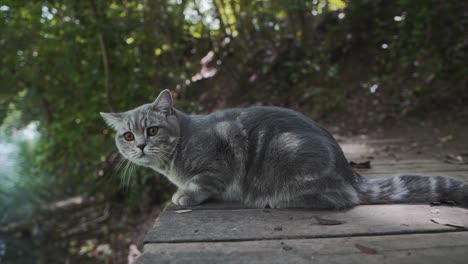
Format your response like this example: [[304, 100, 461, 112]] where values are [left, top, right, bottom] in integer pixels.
[[135, 144, 468, 263]]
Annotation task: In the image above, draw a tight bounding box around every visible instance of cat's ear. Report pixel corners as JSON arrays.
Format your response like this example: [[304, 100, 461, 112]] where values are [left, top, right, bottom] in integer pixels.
[[100, 112, 123, 130], [152, 89, 173, 114]]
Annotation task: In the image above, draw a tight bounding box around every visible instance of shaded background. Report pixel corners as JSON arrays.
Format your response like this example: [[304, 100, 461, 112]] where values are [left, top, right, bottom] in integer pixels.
[[0, 0, 467, 263]]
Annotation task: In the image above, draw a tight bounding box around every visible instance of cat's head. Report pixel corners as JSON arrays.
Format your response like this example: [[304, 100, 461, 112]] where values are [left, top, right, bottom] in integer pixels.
[[100, 89, 180, 168]]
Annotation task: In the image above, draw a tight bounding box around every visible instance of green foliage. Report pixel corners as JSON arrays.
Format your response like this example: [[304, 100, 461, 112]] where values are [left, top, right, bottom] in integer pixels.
[[345, 0, 467, 99], [0, 0, 466, 210]]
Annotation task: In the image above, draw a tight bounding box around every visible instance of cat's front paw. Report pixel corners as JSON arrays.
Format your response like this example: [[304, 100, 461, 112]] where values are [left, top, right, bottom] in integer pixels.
[[171, 191, 202, 206], [171, 191, 182, 205], [177, 194, 200, 206]]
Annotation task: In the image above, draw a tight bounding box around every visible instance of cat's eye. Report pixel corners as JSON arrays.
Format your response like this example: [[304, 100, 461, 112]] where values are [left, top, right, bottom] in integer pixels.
[[123, 132, 135, 141], [147, 126, 159, 136]]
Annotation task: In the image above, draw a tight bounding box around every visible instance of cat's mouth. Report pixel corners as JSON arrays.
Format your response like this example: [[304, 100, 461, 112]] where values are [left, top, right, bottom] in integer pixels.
[[129, 151, 147, 161], [131, 154, 151, 165], [128, 150, 159, 166], [136, 151, 147, 158]]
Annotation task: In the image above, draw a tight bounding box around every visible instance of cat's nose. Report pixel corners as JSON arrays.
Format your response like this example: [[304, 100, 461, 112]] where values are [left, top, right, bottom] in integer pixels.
[[137, 144, 146, 151]]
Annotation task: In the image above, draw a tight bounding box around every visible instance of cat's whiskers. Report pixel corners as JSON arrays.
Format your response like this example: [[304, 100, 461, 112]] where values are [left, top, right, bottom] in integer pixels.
[[119, 159, 129, 186], [127, 163, 135, 188], [146, 147, 172, 166], [160, 154, 171, 165], [147, 147, 173, 157], [112, 154, 128, 177], [114, 157, 125, 171], [121, 159, 134, 190], [156, 154, 171, 170], [128, 149, 140, 159]]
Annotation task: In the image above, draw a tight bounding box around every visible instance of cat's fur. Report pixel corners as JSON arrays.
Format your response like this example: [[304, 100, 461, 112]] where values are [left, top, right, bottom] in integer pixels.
[[101, 90, 468, 209]]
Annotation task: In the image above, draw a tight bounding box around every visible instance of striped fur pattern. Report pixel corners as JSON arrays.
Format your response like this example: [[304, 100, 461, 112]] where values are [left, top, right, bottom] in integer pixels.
[[101, 90, 468, 209], [358, 175, 467, 206]]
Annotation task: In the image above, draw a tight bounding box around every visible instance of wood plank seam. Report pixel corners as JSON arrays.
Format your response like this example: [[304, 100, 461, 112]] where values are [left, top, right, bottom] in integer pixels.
[[143, 229, 468, 245]]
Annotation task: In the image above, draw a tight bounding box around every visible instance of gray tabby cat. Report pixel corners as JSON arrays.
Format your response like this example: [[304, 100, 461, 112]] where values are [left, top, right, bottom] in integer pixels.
[[100, 90, 468, 209]]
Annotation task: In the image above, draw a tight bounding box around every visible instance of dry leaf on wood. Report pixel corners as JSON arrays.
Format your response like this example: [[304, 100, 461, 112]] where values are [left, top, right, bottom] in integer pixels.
[[314, 216, 345, 225], [444, 154, 467, 164], [431, 200, 457, 206], [174, 209, 193, 214], [430, 218, 467, 229], [355, 243, 378, 255]]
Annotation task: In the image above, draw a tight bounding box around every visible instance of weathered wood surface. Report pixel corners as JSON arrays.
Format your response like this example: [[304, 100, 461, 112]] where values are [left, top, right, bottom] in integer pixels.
[[145, 205, 468, 243], [165, 201, 253, 211], [139, 232, 468, 264], [358, 159, 468, 180], [136, 158, 468, 264]]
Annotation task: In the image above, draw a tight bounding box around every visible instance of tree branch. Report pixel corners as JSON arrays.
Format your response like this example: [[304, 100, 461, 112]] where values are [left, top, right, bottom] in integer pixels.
[[97, 33, 114, 112], [90, 0, 114, 111]]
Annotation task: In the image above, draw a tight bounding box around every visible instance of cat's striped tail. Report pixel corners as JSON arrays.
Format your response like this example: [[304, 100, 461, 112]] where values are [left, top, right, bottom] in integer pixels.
[[356, 175, 468, 208]]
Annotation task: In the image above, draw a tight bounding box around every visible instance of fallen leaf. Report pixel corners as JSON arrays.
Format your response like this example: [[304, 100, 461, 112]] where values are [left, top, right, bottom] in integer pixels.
[[174, 209, 192, 214], [314, 216, 345, 225], [431, 200, 457, 206], [442, 200, 457, 206], [438, 135, 453, 143], [444, 154, 467, 164], [282, 246, 293, 251], [355, 244, 378, 255], [430, 218, 467, 229]]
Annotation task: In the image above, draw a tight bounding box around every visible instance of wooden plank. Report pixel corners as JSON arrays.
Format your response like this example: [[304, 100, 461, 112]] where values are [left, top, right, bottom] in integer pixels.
[[362, 159, 438, 165], [144, 204, 468, 243], [364, 162, 467, 171], [356, 163, 468, 173], [357, 160, 468, 180], [371, 170, 468, 176], [137, 232, 468, 264], [166, 201, 252, 211], [339, 138, 409, 144], [362, 171, 468, 181]]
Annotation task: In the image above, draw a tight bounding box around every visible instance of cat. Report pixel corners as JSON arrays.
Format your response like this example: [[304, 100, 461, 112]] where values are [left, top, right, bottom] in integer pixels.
[[100, 89, 468, 209]]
